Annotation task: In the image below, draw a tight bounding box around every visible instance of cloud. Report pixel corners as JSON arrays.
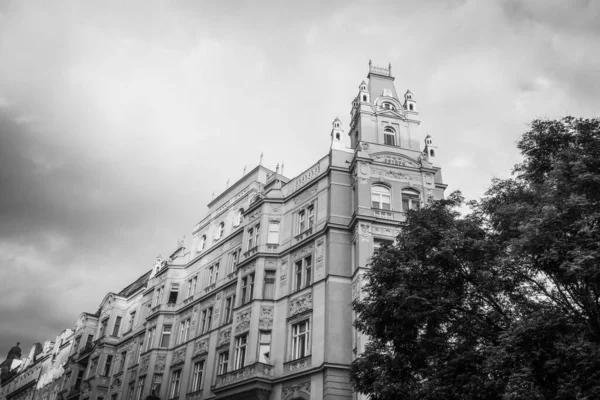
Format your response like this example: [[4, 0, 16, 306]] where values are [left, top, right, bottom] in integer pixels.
[[1, 0, 600, 360]]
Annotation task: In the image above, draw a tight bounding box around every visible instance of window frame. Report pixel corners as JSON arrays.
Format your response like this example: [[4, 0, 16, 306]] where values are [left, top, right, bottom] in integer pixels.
[[234, 334, 248, 370], [160, 325, 172, 349], [241, 274, 254, 305], [401, 189, 421, 211], [189, 360, 205, 393], [258, 331, 272, 364], [371, 184, 391, 210], [217, 352, 229, 376], [168, 369, 181, 400], [291, 319, 311, 360], [294, 256, 313, 291]]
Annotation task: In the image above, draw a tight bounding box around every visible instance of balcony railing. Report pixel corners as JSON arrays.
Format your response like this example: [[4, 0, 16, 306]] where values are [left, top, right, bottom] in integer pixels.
[[214, 362, 274, 390], [243, 246, 258, 258], [266, 244, 278, 253], [185, 390, 203, 400], [373, 210, 394, 220], [294, 227, 313, 241], [76, 342, 95, 362]]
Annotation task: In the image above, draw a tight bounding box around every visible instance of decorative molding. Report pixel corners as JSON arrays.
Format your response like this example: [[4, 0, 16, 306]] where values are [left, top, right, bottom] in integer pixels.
[[291, 244, 314, 261], [359, 162, 368, 176], [282, 382, 311, 397], [372, 153, 419, 168], [352, 275, 361, 301], [289, 293, 312, 316], [315, 237, 325, 270], [155, 355, 166, 373], [371, 166, 421, 182], [139, 355, 150, 375], [172, 348, 186, 366], [265, 259, 276, 268], [359, 223, 371, 242], [240, 261, 256, 277], [194, 339, 209, 356], [259, 307, 274, 330], [271, 205, 280, 212], [279, 258, 288, 288], [372, 226, 399, 237], [110, 378, 122, 390], [235, 308, 252, 333], [218, 328, 232, 347]]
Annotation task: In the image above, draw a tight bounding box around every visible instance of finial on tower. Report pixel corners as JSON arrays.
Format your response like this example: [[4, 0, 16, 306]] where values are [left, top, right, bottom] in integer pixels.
[[330, 117, 344, 150], [242, 165, 246, 176], [226, 179, 230, 189], [281, 162, 284, 176], [276, 162, 279, 174], [259, 152, 264, 166]]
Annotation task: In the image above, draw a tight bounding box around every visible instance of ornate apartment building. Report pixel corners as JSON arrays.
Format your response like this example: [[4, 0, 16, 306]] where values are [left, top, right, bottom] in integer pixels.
[[0, 61, 445, 400]]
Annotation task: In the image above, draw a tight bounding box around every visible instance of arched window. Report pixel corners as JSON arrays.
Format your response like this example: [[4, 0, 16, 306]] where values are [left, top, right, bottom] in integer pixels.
[[409, 104, 414, 111], [335, 133, 340, 140], [401, 189, 420, 211], [383, 127, 395, 146], [198, 235, 206, 252], [430, 149, 435, 157], [215, 222, 225, 240], [362, 95, 367, 102], [371, 185, 391, 210], [233, 209, 244, 227]]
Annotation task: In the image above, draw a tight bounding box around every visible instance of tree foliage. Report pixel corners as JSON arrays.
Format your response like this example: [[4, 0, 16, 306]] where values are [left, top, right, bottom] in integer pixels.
[[351, 117, 600, 400]]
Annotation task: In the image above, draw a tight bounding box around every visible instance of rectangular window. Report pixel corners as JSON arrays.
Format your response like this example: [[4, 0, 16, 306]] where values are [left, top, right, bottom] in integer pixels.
[[100, 319, 108, 337], [151, 374, 162, 396], [384, 133, 395, 146], [178, 319, 191, 345], [230, 249, 240, 273], [214, 263, 220, 283], [308, 206, 315, 229], [263, 271, 275, 300], [190, 361, 204, 393], [292, 320, 310, 359], [298, 210, 305, 233], [234, 335, 247, 370], [160, 325, 172, 348], [267, 221, 280, 244], [295, 256, 312, 291], [217, 352, 229, 376], [102, 355, 113, 377], [136, 342, 143, 365], [111, 394, 117, 400], [135, 376, 145, 400], [75, 370, 84, 389], [201, 308, 213, 334], [112, 317, 122, 337], [168, 290, 178, 305], [186, 277, 197, 298], [154, 287, 164, 307], [241, 274, 254, 305], [247, 228, 254, 249], [119, 351, 127, 372], [88, 357, 99, 379], [254, 224, 260, 246], [127, 383, 135, 400], [128, 312, 136, 331], [258, 332, 271, 364], [224, 296, 235, 324], [168, 370, 181, 399], [145, 328, 156, 352]]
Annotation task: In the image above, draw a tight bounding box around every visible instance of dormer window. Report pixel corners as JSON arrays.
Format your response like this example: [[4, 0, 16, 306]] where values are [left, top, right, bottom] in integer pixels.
[[233, 209, 244, 227]]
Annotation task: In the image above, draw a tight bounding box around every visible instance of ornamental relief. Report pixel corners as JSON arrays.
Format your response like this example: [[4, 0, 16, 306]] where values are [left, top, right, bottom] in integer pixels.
[[194, 339, 209, 355], [218, 328, 232, 347], [315, 237, 325, 270], [289, 293, 312, 316], [291, 244, 314, 261], [240, 261, 256, 277], [352, 275, 361, 301], [172, 348, 186, 366], [372, 153, 419, 168], [357, 223, 371, 243], [259, 306, 274, 330], [371, 166, 421, 182], [139, 355, 150, 375], [372, 226, 399, 237], [283, 382, 311, 398], [294, 164, 320, 190], [155, 355, 166, 373], [110, 378, 122, 390], [235, 308, 252, 333]]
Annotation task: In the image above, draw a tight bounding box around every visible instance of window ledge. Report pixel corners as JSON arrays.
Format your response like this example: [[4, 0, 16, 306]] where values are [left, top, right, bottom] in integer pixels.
[[243, 246, 258, 258], [372, 209, 394, 220], [294, 227, 313, 241]]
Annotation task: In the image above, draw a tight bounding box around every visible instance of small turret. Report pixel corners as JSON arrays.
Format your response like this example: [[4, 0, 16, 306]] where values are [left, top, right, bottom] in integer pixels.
[[358, 80, 369, 103], [424, 134, 438, 165], [404, 90, 417, 112], [330, 117, 344, 150]]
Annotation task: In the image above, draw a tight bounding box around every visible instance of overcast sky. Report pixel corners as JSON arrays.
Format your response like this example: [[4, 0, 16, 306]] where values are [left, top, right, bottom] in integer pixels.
[[1, 0, 599, 361]]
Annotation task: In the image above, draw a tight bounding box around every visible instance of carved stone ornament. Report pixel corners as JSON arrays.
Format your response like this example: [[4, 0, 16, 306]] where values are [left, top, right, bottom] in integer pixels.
[[352, 275, 361, 301], [235, 308, 252, 333], [172, 348, 186, 366], [359, 223, 371, 243], [291, 244, 314, 261], [282, 382, 311, 397], [371, 166, 421, 182], [425, 173, 434, 185], [218, 328, 232, 347], [194, 339, 209, 355], [271, 205, 280, 212], [372, 226, 399, 238], [240, 261, 256, 277], [315, 237, 325, 270], [110, 378, 122, 390], [360, 141, 370, 151], [139, 355, 150, 374], [294, 163, 320, 189], [265, 259, 276, 268], [359, 162, 368, 176], [289, 293, 312, 316], [259, 306, 274, 330], [155, 355, 166, 373], [372, 153, 419, 168]]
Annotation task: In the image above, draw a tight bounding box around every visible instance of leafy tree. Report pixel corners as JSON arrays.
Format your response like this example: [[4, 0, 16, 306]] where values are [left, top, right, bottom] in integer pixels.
[[351, 117, 600, 400]]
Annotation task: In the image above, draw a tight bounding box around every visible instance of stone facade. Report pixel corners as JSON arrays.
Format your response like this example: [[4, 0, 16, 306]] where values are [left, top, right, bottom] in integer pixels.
[[1, 62, 445, 400]]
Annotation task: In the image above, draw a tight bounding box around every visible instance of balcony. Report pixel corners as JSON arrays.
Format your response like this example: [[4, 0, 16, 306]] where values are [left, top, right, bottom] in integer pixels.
[[266, 244, 278, 253], [243, 246, 258, 258], [96, 335, 119, 347], [214, 362, 274, 390], [75, 342, 95, 364], [185, 391, 203, 400], [204, 283, 216, 294], [183, 295, 195, 305], [373, 210, 394, 220], [294, 228, 313, 242]]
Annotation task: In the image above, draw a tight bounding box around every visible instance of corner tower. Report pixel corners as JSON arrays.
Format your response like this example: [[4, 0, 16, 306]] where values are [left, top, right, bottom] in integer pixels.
[[349, 61, 421, 151]]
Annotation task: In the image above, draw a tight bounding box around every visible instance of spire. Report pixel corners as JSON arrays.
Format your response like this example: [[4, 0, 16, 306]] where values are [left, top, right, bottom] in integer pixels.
[[281, 162, 284, 176], [259, 152, 264, 166]]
